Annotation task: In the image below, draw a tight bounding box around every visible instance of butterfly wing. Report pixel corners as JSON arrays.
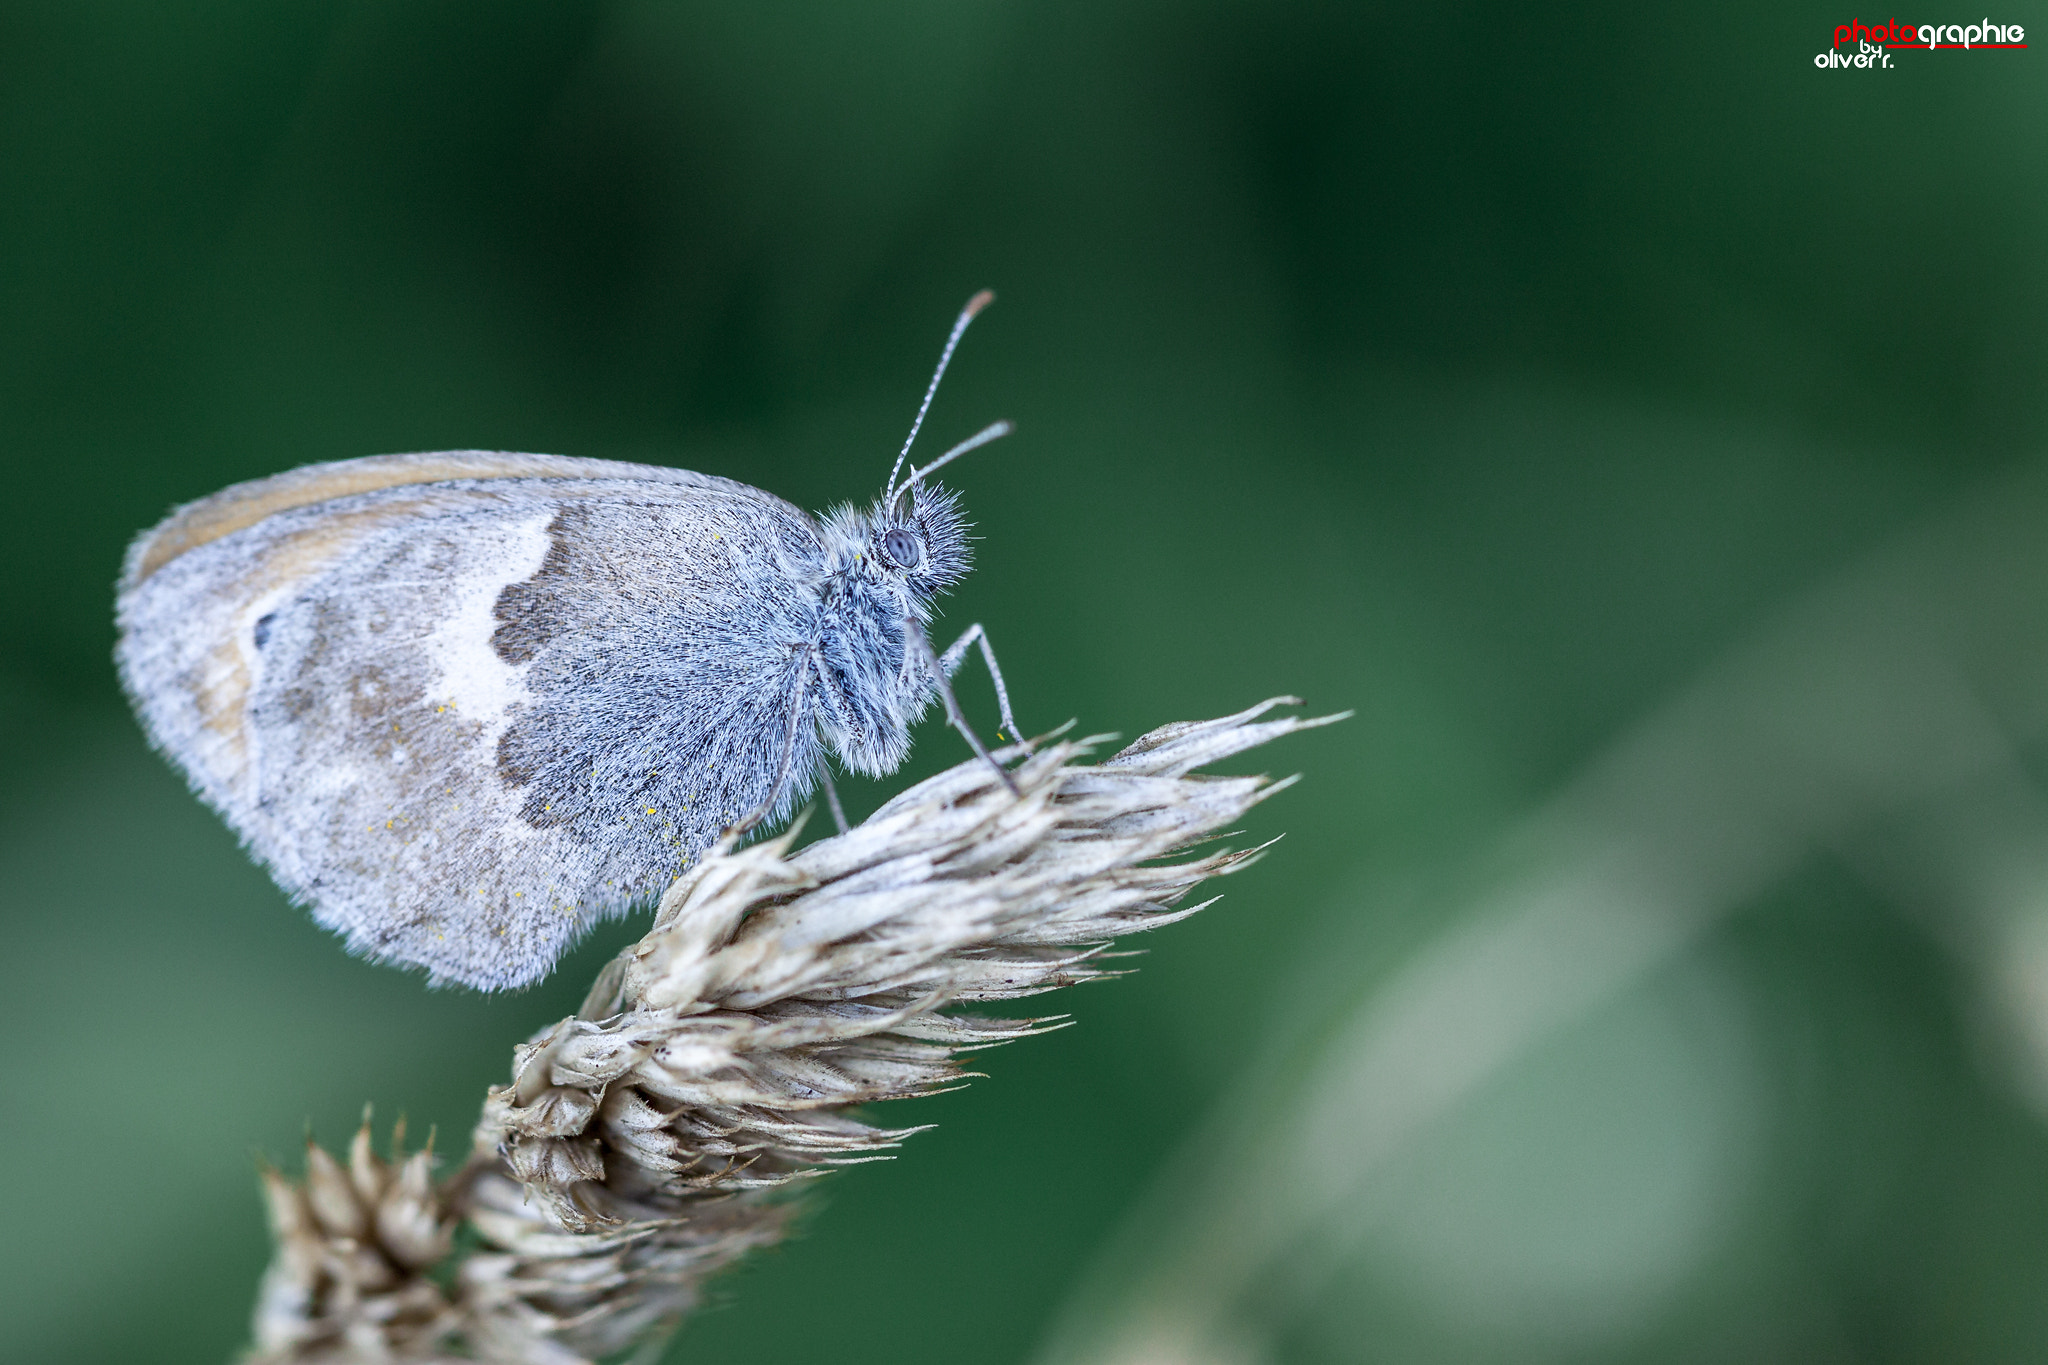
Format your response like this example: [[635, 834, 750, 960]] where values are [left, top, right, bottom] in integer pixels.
[[118, 451, 829, 989]]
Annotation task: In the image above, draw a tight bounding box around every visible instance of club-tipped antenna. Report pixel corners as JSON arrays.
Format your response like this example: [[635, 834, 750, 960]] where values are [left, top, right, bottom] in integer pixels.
[[892, 420, 1014, 514], [885, 289, 995, 501]]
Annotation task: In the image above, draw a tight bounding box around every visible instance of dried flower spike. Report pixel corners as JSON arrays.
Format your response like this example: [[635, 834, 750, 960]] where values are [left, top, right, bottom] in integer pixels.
[[249, 1115, 462, 1363], [245, 700, 1341, 1365]]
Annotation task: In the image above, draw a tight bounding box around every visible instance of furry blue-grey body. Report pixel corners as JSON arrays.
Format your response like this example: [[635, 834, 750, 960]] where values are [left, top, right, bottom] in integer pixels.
[[114, 451, 971, 990]]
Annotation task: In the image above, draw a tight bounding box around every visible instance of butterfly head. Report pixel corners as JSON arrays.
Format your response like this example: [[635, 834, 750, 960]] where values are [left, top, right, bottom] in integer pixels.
[[819, 479, 972, 606], [871, 480, 971, 595]]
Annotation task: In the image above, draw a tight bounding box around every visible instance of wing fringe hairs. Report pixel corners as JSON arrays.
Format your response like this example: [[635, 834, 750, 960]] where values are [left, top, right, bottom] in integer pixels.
[[245, 699, 1343, 1365]]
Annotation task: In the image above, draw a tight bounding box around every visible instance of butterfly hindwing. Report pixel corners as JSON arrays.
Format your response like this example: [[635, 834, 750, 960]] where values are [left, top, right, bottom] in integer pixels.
[[117, 452, 826, 988]]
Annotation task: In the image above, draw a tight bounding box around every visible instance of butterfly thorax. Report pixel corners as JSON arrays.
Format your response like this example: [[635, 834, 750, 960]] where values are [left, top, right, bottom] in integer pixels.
[[807, 485, 971, 776]]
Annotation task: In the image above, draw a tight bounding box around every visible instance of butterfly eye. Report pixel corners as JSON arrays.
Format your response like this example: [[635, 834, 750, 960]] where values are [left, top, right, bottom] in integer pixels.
[[882, 527, 924, 569]]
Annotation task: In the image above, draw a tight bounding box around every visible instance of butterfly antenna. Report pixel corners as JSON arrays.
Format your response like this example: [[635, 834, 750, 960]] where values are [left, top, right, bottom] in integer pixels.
[[892, 420, 1014, 515], [885, 290, 995, 501]]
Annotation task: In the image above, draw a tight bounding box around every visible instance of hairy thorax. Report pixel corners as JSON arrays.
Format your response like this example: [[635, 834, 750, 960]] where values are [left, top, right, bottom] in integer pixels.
[[811, 560, 929, 778]]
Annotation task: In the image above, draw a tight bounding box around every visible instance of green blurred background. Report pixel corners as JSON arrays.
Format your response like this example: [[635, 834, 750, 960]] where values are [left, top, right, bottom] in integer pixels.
[[4, 3, 2046, 1362]]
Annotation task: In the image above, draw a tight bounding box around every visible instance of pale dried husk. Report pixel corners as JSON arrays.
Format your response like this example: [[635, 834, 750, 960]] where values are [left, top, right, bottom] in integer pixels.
[[246, 700, 1339, 1365]]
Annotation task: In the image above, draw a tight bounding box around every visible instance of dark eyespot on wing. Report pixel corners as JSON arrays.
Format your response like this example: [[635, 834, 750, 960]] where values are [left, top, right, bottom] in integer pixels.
[[252, 611, 276, 650]]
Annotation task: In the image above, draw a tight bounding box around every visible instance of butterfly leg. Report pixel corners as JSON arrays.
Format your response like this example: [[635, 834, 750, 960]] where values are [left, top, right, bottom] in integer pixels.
[[806, 651, 862, 834], [937, 623, 1026, 748], [728, 665, 811, 838], [817, 765, 851, 834], [914, 628, 1021, 796]]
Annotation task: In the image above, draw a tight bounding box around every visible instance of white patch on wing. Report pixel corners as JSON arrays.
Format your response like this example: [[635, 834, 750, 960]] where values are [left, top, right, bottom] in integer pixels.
[[425, 511, 555, 748]]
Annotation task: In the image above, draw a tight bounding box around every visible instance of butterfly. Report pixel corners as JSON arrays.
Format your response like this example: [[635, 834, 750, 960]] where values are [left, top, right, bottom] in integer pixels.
[[116, 294, 1019, 990]]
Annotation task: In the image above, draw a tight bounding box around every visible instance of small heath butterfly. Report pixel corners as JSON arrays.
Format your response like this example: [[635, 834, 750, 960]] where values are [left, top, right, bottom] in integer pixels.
[[116, 294, 1019, 989]]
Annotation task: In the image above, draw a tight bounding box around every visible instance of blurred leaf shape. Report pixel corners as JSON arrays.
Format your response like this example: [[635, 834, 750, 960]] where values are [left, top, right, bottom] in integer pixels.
[[1038, 459, 2048, 1365]]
